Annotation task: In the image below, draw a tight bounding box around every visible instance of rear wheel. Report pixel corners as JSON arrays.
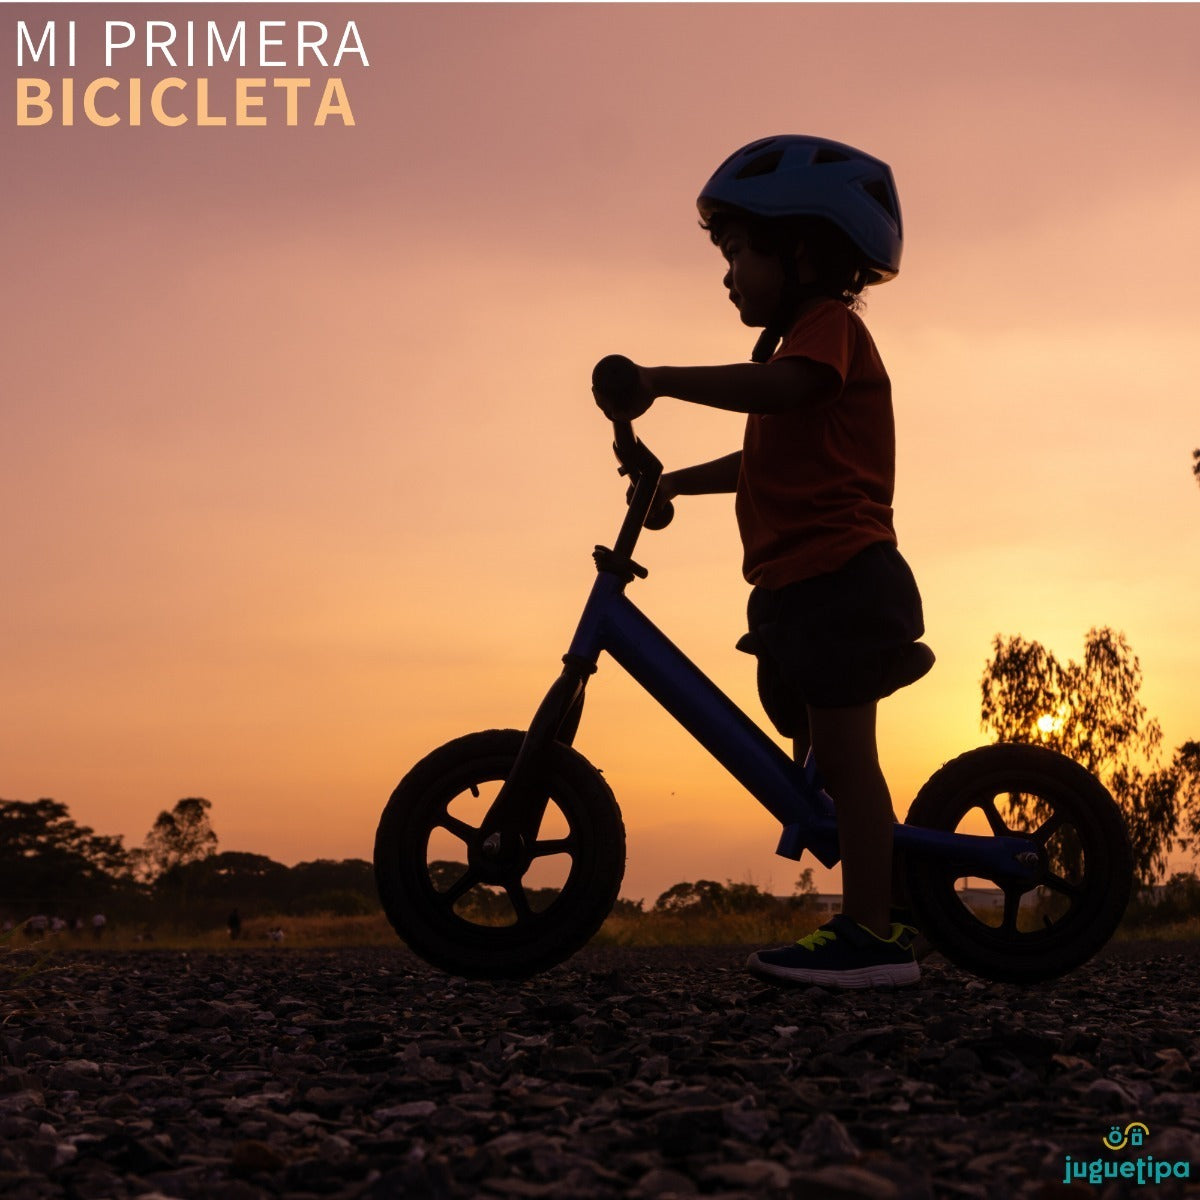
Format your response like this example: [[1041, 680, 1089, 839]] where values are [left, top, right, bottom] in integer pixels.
[[902, 744, 1133, 983], [374, 729, 625, 979]]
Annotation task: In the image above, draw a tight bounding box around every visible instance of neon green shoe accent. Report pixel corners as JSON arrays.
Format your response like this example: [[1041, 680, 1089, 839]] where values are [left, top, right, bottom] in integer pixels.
[[794, 926, 838, 951]]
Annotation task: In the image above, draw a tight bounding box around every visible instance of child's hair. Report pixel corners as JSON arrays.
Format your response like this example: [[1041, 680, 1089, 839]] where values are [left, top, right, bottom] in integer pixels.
[[700, 210, 867, 311]]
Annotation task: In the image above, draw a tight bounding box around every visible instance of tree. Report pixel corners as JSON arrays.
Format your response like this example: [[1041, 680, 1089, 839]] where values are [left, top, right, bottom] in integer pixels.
[[794, 867, 818, 900], [0, 799, 130, 907], [285, 859, 379, 915], [158, 851, 289, 898], [653, 878, 776, 915], [140, 798, 218, 881], [1171, 742, 1200, 849], [981, 628, 1198, 886], [791, 867, 820, 912], [1124, 869, 1200, 928]]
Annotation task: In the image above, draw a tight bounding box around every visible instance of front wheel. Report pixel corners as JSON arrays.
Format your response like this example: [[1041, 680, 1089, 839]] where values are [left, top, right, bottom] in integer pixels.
[[374, 729, 625, 979], [902, 744, 1133, 984]]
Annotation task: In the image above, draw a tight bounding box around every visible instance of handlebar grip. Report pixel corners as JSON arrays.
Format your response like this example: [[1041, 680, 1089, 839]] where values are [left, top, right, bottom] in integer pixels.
[[644, 499, 675, 531], [592, 354, 639, 401], [625, 481, 674, 530]]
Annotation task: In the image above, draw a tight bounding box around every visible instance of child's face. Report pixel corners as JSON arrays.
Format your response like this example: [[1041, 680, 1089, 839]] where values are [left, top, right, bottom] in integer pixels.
[[718, 222, 785, 328]]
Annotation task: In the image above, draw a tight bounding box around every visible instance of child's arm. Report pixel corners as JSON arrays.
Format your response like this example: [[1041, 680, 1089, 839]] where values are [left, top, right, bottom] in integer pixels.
[[595, 358, 837, 419], [660, 452, 741, 500], [647, 359, 838, 415]]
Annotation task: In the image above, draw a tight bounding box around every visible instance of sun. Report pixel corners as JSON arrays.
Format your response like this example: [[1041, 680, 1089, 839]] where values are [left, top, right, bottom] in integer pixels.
[[1036, 713, 1065, 736]]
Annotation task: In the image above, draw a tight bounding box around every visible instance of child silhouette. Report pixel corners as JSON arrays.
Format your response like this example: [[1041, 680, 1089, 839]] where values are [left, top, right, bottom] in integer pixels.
[[594, 135, 930, 988]]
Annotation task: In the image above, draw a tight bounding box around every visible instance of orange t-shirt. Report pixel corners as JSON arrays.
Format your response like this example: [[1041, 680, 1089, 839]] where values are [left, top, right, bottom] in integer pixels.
[[735, 301, 897, 588]]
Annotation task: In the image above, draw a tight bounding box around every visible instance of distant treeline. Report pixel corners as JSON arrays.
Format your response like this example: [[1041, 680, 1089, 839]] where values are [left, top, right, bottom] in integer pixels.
[[0, 797, 378, 931], [0, 796, 824, 934], [11, 794, 1196, 939]]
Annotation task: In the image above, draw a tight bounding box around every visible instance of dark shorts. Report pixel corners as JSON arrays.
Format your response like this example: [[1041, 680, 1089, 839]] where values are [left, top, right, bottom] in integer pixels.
[[741, 541, 925, 739]]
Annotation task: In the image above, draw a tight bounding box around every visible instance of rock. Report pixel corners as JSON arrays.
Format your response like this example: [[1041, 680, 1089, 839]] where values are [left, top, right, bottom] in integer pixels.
[[1081, 1078, 1135, 1110], [798, 1111, 861, 1161], [722, 1097, 771, 1142], [633, 1166, 698, 1195], [701, 1158, 791, 1190], [230, 1137, 289, 1173], [791, 1164, 899, 1199], [376, 1099, 438, 1121]]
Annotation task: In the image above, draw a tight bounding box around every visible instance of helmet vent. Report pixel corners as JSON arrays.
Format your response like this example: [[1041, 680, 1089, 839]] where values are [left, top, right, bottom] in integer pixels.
[[861, 178, 898, 220], [734, 150, 783, 181], [740, 138, 778, 157], [812, 146, 851, 165]]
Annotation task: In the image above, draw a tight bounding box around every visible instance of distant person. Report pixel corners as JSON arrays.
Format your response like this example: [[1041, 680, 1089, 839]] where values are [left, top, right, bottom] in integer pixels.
[[593, 135, 928, 988], [91, 912, 107, 940], [227, 909, 242, 940]]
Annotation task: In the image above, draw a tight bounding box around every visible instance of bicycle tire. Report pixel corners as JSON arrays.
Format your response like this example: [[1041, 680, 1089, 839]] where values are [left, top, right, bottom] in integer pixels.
[[374, 729, 625, 979], [902, 743, 1133, 984]]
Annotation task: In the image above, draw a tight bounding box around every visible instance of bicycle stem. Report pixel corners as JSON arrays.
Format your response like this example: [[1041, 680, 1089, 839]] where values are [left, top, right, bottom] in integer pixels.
[[609, 419, 665, 568]]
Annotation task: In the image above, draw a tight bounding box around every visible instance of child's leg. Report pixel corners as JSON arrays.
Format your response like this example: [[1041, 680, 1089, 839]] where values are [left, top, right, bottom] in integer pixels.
[[805, 702, 894, 938]]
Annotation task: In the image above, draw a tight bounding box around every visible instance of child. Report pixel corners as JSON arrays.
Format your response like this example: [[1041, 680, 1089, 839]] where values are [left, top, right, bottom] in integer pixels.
[[594, 135, 930, 988]]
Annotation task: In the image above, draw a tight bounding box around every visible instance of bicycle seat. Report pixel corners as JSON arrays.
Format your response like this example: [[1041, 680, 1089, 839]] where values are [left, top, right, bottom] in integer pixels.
[[735, 634, 935, 698]]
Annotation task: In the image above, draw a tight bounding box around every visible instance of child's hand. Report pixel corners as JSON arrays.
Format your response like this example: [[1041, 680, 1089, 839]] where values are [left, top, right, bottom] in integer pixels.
[[592, 355, 655, 419]]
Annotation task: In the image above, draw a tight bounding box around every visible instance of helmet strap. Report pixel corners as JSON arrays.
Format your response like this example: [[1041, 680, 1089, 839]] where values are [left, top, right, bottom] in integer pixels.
[[750, 261, 825, 364], [751, 324, 784, 364]]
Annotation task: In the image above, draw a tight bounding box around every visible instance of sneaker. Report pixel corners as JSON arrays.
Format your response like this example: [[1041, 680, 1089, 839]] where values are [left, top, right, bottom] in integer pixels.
[[890, 906, 935, 962], [747, 913, 921, 988]]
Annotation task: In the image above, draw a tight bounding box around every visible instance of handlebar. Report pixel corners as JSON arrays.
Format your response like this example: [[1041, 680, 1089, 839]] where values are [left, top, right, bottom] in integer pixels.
[[592, 355, 674, 531], [591, 354, 643, 465]]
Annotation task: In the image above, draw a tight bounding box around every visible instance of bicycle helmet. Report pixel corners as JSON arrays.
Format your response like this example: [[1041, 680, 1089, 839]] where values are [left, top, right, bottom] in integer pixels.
[[697, 135, 902, 284]]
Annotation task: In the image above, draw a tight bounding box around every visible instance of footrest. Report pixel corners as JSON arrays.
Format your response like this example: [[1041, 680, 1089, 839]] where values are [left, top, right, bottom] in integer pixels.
[[776, 821, 840, 869], [776, 823, 806, 861]]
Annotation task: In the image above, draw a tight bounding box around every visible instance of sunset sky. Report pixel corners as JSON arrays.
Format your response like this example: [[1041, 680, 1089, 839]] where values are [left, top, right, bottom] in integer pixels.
[[5, 3, 1199, 903]]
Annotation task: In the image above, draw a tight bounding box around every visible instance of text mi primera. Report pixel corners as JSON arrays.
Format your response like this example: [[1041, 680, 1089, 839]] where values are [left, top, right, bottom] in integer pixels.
[[16, 20, 370, 127]]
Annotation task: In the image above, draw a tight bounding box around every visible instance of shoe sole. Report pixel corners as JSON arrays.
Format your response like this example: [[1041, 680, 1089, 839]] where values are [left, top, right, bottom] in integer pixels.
[[746, 954, 921, 989]]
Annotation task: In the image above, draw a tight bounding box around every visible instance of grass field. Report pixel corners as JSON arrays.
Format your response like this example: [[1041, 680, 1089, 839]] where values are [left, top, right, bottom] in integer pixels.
[[6, 905, 1197, 955], [1, 907, 826, 954]]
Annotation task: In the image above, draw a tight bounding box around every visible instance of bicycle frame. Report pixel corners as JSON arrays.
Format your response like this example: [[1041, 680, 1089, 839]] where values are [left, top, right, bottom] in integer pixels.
[[565, 569, 841, 868], [483, 418, 1042, 891]]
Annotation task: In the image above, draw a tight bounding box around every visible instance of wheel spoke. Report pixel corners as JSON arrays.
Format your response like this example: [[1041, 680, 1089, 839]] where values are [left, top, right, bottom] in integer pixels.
[[1000, 887, 1023, 934], [1043, 871, 1083, 900], [439, 866, 481, 908], [505, 882, 533, 922], [979, 796, 1010, 836], [437, 814, 478, 844], [529, 836, 575, 859], [1033, 809, 1067, 846]]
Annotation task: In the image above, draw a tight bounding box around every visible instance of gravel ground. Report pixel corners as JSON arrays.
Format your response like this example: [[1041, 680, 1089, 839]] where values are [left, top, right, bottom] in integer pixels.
[[2, 941, 1199, 1199]]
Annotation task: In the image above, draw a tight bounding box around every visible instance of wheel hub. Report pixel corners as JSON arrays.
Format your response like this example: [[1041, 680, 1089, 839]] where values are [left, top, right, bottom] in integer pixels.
[[469, 829, 528, 886]]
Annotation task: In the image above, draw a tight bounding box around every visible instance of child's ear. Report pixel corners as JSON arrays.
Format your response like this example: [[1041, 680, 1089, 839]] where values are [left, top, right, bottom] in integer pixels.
[[792, 241, 818, 281]]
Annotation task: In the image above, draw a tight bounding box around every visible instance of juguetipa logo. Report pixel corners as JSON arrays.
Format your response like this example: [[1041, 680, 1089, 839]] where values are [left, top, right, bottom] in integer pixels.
[[1062, 1123, 1191, 1187]]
